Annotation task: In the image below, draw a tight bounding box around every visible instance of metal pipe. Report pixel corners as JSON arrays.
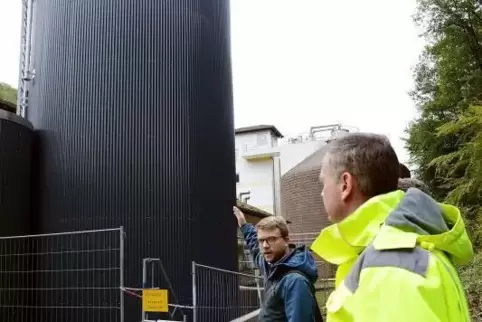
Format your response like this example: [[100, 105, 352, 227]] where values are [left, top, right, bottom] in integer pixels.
[[254, 269, 262, 305], [142, 258, 148, 322], [192, 261, 197, 322], [120, 226, 125, 322], [19, 0, 34, 118], [309, 124, 341, 138], [238, 191, 251, 203], [151, 260, 155, 289], [272, 154, 282, 216], [0, 227, 122, 240], [194, 263, 260, 278], [271, 156, 275, 214]]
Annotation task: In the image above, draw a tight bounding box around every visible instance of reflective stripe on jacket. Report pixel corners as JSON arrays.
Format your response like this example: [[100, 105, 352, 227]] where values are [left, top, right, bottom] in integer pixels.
[[311, 188, 473, 322]]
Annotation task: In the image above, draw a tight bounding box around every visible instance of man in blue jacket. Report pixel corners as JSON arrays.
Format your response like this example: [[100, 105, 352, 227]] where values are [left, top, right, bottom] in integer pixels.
[[233, 206, 323, 321]]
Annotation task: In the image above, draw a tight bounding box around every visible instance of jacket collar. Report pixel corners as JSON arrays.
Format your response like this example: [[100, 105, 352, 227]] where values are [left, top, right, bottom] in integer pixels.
[[310, 190, 404, 265]]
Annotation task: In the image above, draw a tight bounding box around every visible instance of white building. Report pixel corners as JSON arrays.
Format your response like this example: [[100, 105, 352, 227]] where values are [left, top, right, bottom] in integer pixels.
[[235, 124, 353, 216], [235, 125, 283, 215]]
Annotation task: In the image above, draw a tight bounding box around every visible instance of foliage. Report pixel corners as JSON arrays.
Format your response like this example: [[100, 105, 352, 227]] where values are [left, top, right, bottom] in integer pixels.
[[459, 251, 482, 320], [406, 0, 482, 198], [0, 82, 17, 105], [429, 107, 482, 206], [406, 0, 482, 316], [429, 105, 482, 245], [407, 0, 482, 230]]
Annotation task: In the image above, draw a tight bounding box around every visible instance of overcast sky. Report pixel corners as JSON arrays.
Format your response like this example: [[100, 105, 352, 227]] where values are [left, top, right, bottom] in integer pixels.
[[0, 0, 423, 163]]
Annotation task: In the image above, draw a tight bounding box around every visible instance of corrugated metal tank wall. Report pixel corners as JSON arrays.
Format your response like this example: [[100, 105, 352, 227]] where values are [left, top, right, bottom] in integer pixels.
[[0, 112, 33, 236], [281, 147, 336, 278], [0, 112, 34, 319], [28, 1, 236, 321]]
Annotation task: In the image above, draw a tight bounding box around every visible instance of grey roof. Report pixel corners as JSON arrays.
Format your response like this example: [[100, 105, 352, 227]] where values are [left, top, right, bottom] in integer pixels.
[[236, 200, 292, 223], [236, 200, 272, 218], [235, 125, 284, 138], [0, 98, 16, 113]]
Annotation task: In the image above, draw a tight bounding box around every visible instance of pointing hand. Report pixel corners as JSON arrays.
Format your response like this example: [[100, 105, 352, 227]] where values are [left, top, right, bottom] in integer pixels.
[[233, 206, 247, 227]]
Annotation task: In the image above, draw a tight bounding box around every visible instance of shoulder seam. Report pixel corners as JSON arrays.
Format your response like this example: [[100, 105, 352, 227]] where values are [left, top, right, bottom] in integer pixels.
[[344, 245, 430, 293], [281, 271, 310, 281]]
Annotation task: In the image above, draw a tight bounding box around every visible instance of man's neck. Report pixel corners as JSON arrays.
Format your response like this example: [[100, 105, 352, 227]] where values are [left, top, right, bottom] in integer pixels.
[[269, 247, 292, 265], [346, 196, 369, 217]]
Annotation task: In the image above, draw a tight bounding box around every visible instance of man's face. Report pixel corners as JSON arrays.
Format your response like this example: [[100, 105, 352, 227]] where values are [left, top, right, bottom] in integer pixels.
[[320, 156, 352, 223], [257, 228, 288, 263]]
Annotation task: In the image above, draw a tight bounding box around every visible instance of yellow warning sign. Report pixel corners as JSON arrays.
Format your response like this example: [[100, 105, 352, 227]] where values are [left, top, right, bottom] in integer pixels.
[[142, 289, 168, 312]]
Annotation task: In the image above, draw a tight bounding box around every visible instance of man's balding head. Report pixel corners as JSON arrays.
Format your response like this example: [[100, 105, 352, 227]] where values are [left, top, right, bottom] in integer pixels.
[[320, 133, 400, 222]]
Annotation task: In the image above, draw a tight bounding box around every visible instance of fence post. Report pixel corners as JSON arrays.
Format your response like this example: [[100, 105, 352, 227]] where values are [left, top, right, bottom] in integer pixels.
[[254, 269, 262, 305], [192, 261, 197, 322], [142, 258, 148, 322], [120, 226, 125, 322]]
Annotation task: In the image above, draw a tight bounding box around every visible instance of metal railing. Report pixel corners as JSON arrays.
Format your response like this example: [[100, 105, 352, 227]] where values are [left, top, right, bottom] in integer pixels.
[[192, 259, 335, 322], [192, 261, 264, 322], [0, 227, 125, 322], [235, 232, 336, 318], [0, 227, 334, 322]]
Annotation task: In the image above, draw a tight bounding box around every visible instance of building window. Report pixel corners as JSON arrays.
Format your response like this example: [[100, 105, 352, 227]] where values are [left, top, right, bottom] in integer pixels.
[[236, 173, 240, 183], [257, 134, 268, 146]]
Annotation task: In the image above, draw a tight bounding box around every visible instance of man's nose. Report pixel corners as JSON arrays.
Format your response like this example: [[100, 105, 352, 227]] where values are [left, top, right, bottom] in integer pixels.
[[262, 241, 270, 249]]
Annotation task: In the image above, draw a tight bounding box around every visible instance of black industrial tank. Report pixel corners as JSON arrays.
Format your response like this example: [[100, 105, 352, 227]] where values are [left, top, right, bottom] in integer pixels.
[[0, 110, 33, 237], [28, 0, 236, 321], [0, 110, 34, 321]]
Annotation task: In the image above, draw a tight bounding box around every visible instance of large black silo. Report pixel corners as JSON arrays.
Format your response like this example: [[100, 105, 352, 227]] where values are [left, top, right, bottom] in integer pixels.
[[0, 109, 34, 320], [27, 0, 237, 321]]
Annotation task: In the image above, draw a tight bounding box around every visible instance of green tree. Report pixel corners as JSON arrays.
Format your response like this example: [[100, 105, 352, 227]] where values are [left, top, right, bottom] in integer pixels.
[[0, 82, 17, 105], [407, 0, 482, 195], [429, 105, 482, 243], [406, 0, 482, 318]]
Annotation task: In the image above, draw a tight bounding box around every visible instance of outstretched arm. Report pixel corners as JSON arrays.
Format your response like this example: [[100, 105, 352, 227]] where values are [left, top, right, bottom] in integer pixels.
[[239, 223, 264, 269], [233, 206, 264, 269]]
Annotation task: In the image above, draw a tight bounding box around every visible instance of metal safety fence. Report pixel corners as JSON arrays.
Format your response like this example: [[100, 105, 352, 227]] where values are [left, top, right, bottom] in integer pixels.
[[0, 227, 124, 322], [235, 232, 336, 319], [0, 227, 334, 322], [192, 260, 335, 322], [122, 258, 191, 322], [192, 262, 264, 322]]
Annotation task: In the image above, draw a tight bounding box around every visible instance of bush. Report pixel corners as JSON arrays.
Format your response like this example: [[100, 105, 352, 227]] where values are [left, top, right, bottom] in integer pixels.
[[459, 251, 482, 321]]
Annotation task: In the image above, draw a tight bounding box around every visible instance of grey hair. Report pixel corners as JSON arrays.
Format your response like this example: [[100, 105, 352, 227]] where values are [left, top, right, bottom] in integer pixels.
[[323, 133, 400, 198]]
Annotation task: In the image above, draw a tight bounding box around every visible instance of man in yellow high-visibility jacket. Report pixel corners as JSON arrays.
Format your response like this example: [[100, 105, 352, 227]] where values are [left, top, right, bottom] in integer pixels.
[[312, 133, 473, 322]]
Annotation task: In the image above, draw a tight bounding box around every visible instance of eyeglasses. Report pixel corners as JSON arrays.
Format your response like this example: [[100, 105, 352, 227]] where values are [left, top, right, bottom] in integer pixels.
[[257, 236, 282, 246]]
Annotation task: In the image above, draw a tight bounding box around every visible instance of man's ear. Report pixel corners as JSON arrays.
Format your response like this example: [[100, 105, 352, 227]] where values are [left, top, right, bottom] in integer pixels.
[[340, 171, 354, 201]]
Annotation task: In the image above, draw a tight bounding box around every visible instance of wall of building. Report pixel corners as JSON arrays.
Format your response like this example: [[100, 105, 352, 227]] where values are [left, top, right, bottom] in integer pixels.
[[234, 126, 351, 215], [279, 139, 326, 176], [235, 130, 275, 153], [235, 131, 276, 214], [281, 149, 336, 278]]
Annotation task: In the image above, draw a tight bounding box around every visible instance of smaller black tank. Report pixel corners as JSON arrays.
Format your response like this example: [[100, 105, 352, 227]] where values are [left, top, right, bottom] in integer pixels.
[[0, 109, 34, 320], [0, 109, 33, 236]]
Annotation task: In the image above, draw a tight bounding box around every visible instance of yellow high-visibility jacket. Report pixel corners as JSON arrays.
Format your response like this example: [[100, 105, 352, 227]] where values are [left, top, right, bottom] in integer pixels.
[[311, 188, 473, 322]]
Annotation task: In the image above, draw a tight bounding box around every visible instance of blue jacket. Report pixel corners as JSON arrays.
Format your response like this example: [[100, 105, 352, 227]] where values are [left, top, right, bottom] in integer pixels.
[[241, 223, 320, 322]]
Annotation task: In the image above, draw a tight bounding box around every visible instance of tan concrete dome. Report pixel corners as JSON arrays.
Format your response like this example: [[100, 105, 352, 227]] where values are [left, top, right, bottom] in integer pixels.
[[281, 147, 335, 278]]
